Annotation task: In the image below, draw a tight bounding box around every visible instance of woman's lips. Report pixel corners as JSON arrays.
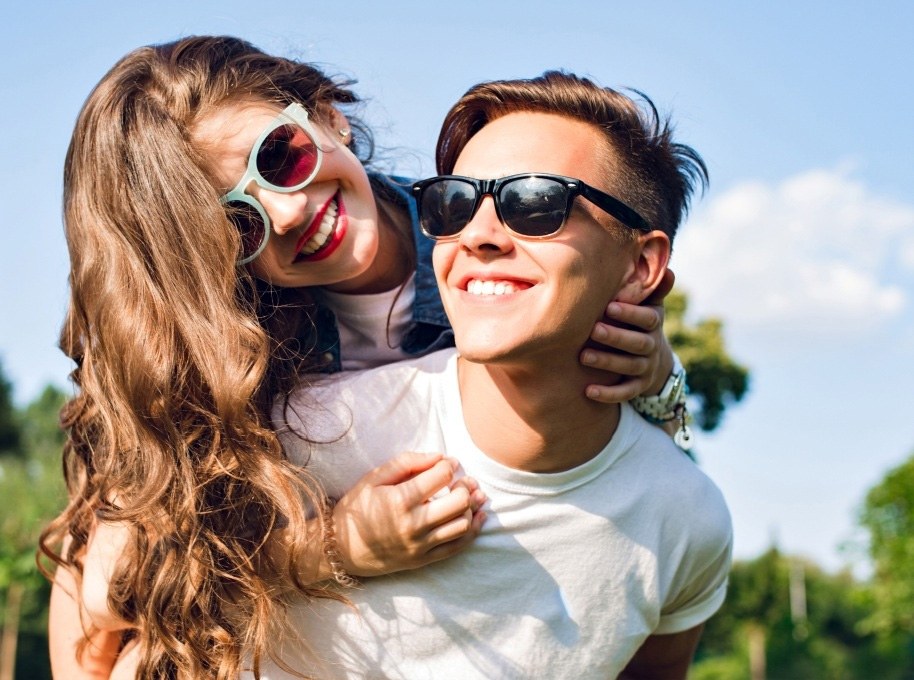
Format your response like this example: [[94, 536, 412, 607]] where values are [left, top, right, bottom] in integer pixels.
[[295, 192, 347, 262], [296, 192, 337, 254]]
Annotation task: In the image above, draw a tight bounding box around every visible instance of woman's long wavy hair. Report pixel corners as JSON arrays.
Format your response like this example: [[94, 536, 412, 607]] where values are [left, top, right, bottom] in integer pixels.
[[39, 35, 368, 678]]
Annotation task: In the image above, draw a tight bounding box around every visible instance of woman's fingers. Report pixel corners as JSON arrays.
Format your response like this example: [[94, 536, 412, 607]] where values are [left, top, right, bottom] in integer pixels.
[[360, 451, 444, 487], [394, 458, 459, 507], [585, 381, 645, 404], [420, 485, 486, 527], [582, 344, 652, 376], [604, 301, 663, 336], [420, 509, 488, 564], [341, 456, 488, 574]]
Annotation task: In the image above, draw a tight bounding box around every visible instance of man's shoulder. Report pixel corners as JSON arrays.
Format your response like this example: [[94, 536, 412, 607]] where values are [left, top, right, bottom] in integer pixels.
[[313, 348, 454, 394], [275, 350, 457, 477], [620, 407, 732, 535], [282, 349, 455, 429], [623, 407, 713, 480]]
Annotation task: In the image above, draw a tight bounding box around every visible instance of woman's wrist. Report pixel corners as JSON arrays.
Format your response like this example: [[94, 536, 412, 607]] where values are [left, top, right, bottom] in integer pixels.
[[630, 353, 694, 451], [631, 353, 686, 422], [645, 344, 676, 396], [321, 502, 358, 587]]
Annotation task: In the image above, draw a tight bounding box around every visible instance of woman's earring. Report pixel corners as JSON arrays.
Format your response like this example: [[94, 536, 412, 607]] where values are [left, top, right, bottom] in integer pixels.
[[339, 128, 351, 140]]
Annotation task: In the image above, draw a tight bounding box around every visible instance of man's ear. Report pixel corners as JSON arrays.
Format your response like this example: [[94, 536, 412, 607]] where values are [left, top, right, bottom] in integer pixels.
[[616, 230, 671, 304]]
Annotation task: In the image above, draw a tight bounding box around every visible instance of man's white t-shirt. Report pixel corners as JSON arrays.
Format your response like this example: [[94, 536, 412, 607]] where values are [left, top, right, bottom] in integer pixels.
[[262, 349, 732, 680]]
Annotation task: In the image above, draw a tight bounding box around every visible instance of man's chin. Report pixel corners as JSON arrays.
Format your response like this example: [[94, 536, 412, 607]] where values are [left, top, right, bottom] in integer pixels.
[[454, 335, 533, 367], [455, 347, 505, 365], [455, 339, 515, 365]]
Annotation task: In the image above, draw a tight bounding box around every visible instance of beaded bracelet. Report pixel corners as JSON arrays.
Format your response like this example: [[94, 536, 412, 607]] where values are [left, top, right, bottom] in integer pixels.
[[630, 355, 694, 451], [322, 502, 358, 587]]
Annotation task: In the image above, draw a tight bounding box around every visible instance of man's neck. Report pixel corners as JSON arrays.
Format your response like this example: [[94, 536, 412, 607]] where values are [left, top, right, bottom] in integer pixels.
[[457, 354, 623, 473]]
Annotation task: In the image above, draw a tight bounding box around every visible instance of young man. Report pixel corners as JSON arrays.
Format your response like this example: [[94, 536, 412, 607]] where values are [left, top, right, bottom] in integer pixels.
[[269, 72, 732, 679]]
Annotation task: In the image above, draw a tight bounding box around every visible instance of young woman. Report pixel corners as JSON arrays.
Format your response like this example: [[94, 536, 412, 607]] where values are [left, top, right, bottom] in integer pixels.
[[42, 36, 680, 679]]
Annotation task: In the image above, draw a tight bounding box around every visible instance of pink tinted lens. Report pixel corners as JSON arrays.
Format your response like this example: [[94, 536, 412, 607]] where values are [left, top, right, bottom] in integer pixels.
[[225, 200, 266, 260], [256, 124, 319, 188]]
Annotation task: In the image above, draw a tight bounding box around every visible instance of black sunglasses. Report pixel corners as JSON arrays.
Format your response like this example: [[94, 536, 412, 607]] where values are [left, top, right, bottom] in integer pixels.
[[411, 173, 650, 240]]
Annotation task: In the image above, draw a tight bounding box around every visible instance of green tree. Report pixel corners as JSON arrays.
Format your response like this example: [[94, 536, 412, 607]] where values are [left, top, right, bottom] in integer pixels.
[[859, 451, 914, 637], [0, 380, 68, 680], [692, 546, 914, 680], [0, 361, 21, 456], [665, 290, 749, 431]]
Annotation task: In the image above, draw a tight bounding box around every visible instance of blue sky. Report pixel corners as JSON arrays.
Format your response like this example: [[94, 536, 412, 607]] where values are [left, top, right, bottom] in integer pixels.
[[4, 1, 913, 573]]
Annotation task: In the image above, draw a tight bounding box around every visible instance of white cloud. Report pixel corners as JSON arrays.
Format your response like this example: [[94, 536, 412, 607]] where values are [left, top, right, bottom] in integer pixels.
[[673, 166, 914, 340]]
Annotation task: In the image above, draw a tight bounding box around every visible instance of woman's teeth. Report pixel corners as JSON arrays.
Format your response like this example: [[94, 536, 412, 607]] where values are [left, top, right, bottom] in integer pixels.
[[300, 198, 338, 255], [466, 279, 518, 296]]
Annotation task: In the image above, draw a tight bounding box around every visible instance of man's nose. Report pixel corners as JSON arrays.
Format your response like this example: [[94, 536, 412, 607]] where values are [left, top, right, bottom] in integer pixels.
[[457, 196, 515, 255]]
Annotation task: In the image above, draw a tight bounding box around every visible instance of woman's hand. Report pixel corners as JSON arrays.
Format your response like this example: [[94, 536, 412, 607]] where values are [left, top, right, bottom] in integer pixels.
[[582, 269, 676, 403], [330, 452, 486, 578]]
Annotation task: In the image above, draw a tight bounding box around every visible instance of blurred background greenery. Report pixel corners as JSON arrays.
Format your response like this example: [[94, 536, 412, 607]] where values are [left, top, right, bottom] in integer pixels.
[[1, 368, 65, 680]]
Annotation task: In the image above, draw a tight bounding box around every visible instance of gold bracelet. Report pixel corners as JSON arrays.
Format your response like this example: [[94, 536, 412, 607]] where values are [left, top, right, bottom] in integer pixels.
[[322, 502, 358, 587]]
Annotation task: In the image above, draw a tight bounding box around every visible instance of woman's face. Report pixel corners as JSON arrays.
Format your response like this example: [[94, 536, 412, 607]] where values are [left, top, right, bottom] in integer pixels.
[[195, 100, 380, 289]]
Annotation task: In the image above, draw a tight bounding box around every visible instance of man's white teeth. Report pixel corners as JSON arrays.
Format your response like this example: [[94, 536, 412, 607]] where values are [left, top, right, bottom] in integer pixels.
[[467, 279, 518, 296], [301, 199, 338, 255]]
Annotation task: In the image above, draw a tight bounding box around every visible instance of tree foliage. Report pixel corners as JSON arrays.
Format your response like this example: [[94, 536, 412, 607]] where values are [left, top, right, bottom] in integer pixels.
[[0, 376, 67, 680], [859, 451, 914, 636], [0, 361, 21, 455], [665, 290, 750, 431], [693, 546, 914, 680]]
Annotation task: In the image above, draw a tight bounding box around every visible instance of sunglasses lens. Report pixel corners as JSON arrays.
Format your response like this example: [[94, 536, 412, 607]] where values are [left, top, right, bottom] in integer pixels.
[[499, 177, 568, 236], [256, 123, 319, 189], [420, 179, 478, 238], [225, 200, 267, 262]]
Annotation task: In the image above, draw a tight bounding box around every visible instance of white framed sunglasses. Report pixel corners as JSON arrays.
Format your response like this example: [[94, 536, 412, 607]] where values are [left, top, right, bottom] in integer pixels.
[[220, 103, 323, 265]]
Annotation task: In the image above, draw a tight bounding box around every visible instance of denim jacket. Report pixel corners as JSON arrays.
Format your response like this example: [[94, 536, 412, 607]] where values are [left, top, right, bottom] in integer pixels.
[[309, 174, 454, 373]]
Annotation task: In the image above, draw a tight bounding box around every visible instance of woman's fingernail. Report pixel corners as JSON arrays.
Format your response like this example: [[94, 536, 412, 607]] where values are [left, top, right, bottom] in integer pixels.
[[607, 302, 622, 316], [592, 325, 608, 341], [582, 350, 597, 365]]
